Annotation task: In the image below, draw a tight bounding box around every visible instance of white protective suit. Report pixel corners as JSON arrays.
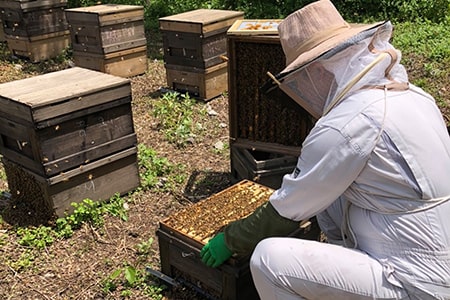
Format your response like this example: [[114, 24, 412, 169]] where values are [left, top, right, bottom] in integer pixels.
[[250, 22, 450, 299]]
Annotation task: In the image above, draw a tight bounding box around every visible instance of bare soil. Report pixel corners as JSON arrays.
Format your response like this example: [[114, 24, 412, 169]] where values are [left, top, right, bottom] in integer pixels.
[[0, 33, 449, 300]]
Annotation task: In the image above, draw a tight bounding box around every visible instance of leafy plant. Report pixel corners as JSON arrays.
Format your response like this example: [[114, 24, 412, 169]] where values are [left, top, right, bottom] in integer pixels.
[[16, 226, 54, 249], [102, 264, 166, 298], [137, 144, 186, 191], [152, 92, 207, 148]]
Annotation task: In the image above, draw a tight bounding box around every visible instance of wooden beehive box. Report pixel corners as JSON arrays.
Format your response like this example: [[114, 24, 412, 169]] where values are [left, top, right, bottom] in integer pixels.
[[0, 0, 68, 37], [2, 147, 139, 218], [0, 67, 137, 177], [157, 180, 319, 300], [227, 31, 317, 156], [73, 45, 148, 78], [65, 4, 146, 55], [159, 9, 244, 68], [5, 30, 69, 62], [165, 61, 228, 101], [0, 67, 140, 218]]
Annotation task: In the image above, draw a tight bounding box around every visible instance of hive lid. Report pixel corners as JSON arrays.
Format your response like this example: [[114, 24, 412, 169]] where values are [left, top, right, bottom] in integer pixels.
[[227, 19, 282, 35], [65, 4, 143, 15], [0, 0, 67, 10], [159, 9, 244, 35], [0, 67, 131, 122]]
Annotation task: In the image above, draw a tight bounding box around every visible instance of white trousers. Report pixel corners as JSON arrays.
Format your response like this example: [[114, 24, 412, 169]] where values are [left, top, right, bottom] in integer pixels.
[[250, 237, 410, 300], [249, 197, 437, 300]]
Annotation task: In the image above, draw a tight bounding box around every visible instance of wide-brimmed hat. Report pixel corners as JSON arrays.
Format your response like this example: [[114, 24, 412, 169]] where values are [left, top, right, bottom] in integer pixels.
[[279, 0, 383, 75]]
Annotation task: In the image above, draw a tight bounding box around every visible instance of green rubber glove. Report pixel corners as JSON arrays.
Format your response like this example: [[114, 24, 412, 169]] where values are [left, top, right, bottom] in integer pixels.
[[200, 232, 233, 268]]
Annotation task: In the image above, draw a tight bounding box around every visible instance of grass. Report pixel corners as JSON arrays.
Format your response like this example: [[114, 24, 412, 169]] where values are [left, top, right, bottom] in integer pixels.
[[392, 18, 450, 113]]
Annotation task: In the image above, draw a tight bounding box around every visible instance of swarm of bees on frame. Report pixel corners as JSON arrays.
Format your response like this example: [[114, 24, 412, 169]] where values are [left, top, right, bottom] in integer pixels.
[[162, 180, 274, 244], [233, 40, 315, 147], [2, 158, 54, 219]]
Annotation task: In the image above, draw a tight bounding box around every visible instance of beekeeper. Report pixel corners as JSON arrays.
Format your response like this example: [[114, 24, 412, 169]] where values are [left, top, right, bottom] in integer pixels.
[[200, 0, 450, 299]]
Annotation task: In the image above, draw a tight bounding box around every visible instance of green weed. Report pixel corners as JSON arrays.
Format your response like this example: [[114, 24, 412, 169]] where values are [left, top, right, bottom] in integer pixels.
[[152, 92, 207, 148], [102, 264, 165, 299], [137, 144, 186, 191]]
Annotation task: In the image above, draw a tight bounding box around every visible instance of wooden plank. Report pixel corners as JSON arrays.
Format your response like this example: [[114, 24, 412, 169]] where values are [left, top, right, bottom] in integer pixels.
[[1, 7, 68, 36], [38, 103, 135, 157], [165, 62, 228, 101], [42, 133, 137, 176], [69, 19, 146, 54], [35, 95, 131, 128], [0, 146, 43, 174], [46, 147, 136, 185], [231, 139, 301, 157], [0, 0, 67, 11], [5, 30, 70, 62], [0, 67, 130, 108], [159, 9, 243, 35], [32, 84, 131, 122], [49, 151, 139, 216], [73, 46, 147, 77], [66, 4, 143, 26]]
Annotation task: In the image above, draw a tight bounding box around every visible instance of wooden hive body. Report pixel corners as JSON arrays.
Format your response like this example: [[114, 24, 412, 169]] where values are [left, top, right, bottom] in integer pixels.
[[226, 29, 317, 186], [159, 9, 244, 69], [165, 61, 228, 101], [65, 4, 147, 77], [0, 67, 140, 217], [0, 0, 70, 61]]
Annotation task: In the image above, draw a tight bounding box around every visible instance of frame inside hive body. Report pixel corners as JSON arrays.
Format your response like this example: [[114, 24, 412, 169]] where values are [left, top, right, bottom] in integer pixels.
[[160, 180, 274, 247]]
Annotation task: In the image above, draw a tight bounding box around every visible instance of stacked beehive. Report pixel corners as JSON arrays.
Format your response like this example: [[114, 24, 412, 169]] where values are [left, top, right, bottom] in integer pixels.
[[65, 4, 147, 78], [0, 0, 69, 62], [227, 20, 317, 189], [159, 9, 244, 101], [0, 67, 140, 220]]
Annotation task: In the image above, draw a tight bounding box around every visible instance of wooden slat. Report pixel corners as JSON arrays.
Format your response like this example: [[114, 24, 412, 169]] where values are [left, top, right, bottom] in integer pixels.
[[66, 5, 143, 26], [0, 0, 67, 11], [50, 152, 139, 216], [0, 67, 128, 105], [47, 146, 136, 185], [159, 9, 243, 35], [232, 139, 301, 157], [42, 133, 137, 176]]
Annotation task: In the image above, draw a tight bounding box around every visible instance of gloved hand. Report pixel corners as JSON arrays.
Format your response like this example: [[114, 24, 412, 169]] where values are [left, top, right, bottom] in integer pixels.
[[200, 232, 232, 268]]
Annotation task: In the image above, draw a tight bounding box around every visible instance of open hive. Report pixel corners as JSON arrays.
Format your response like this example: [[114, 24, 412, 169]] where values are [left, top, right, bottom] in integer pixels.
[[157, 180, 319, 300], [157, 180, 274, 300], [160, 179, 273, 245]]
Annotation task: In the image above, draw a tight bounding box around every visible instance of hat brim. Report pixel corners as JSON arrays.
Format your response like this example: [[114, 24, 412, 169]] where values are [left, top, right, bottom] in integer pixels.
[[261, 21, 385, 95], [282, 21, 385, 75]]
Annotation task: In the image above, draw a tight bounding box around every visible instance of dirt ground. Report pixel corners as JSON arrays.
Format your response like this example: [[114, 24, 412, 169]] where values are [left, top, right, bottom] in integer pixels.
[[0, 39, 234, 299], [0, 32, 449, 300]]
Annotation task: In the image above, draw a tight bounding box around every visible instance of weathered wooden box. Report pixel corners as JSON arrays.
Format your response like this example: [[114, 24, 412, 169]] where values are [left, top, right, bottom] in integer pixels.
[[159, 9, 243, 68], [165, 61, 228, 101], [73, 45, 148, 78], [157, 180, 319, 300], [5, 30, 69, 62], [230, 145, 297, 189], [227, 31, 316, 156], [65, 4, 146, 55], [0, 0, 68, 37], [2, 147, 139, 217], [0, 67, 137, 177]]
